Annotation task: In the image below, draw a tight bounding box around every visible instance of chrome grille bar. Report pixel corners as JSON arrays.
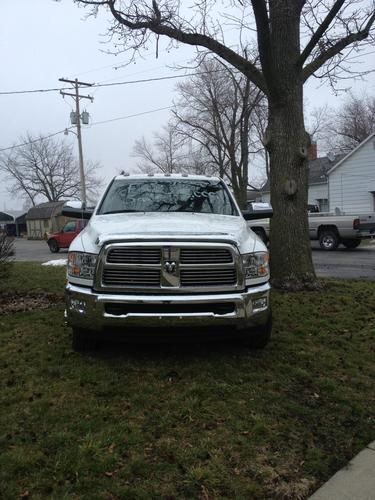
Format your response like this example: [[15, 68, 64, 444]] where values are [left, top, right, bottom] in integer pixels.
[[107, 247, 161, 264], [103, 269, 160, 287], [180, 248, 233, 264], [180, 269, 236, 287]]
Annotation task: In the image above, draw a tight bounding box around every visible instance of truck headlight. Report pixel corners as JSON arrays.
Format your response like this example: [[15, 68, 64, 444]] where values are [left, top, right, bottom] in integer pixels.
[[67, 252, 97, 281], [242, 252, 269, 282]]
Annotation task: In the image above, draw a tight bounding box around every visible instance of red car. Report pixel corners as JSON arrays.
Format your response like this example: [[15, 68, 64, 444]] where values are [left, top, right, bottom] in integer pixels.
[[47, 219, 87, 253]]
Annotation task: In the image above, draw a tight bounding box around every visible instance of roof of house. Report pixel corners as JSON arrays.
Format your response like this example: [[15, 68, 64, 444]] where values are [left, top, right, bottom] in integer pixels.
[[25, 201, 66, 220], [259, 154, 345, 193], [0, 211, 14, 223], [15, 213, 27, 223], [327, 131, 375, 175]]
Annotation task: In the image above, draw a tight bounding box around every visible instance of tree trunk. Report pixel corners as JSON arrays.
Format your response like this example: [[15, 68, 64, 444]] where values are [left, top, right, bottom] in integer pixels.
[[266, 0, 316, 290], [267, 99, 316, 289]]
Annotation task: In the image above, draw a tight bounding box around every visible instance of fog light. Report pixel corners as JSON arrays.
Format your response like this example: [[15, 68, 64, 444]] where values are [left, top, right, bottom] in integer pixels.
[[70, 298, 87, 314], [252, 297, 268, 312]]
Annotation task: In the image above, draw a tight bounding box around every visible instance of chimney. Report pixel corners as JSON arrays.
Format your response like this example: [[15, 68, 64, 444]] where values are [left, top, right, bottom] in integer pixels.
[[307, 141, 317, 160]]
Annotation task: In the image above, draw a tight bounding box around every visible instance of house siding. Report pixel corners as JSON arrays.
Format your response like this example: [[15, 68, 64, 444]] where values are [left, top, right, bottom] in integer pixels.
[[329, 136, 375, 213], [256, 184, 328, 207], [308, 184, 328, 206]]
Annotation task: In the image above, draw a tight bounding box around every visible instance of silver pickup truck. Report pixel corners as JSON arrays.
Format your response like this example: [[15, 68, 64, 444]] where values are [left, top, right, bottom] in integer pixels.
[[63, 174, 273, 351], [249, 206, 375, 250]]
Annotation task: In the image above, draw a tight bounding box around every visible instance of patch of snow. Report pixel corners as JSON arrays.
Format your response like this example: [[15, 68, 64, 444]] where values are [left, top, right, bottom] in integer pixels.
[[64, 200, 83, 209], [42, 259, 67, 266]]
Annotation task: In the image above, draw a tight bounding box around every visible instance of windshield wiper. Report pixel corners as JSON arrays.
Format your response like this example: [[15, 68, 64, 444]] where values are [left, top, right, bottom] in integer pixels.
[[101, 209, 144, 215]]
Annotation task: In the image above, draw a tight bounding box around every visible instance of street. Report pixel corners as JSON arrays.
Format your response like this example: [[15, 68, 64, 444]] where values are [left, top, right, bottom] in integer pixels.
[[310, 241, 375, 280], [12, 238, 375, 280]]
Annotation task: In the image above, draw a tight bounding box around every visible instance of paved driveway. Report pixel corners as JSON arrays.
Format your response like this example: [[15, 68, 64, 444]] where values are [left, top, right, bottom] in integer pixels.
[[12, 238, 375, 280], [13, 238, 68, 262]]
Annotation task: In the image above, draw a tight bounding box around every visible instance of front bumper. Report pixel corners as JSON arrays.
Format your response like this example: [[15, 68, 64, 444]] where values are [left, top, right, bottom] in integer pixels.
[[65, 282, 271, 332]]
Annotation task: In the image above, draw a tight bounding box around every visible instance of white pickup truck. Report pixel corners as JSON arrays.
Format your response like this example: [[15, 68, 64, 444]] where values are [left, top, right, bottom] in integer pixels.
[[249, 206, 375, 250], [63, 174, 272, 351]]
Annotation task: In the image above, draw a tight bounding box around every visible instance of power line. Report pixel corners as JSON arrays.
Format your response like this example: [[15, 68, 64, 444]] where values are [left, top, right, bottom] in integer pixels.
[[0, 70, 222, 96], [0, 106, 173, 153], [93, 72, 216, 89], [0, 129, 70, 153], [0, 87, 63, 96], [90, 106, 173, 126]]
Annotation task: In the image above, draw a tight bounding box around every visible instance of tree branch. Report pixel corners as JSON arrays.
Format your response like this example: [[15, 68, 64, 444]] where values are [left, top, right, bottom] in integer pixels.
[[250, 0, 273, 84], [298, 0, 346, 67], [303, 10, 375, 81], [78, 0, 269, 94]]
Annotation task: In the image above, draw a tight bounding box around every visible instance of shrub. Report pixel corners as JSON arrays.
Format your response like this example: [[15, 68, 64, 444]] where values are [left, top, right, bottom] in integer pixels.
[[0, 234, 15, 278]]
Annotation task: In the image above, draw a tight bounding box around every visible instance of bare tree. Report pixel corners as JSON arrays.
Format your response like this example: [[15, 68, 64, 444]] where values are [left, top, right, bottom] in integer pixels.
[[133, 122, 185, 173], [0, 134, 103, 206], [324, 92, 375, 152], [173, 57, 266, 208], [74, 0, 375, 289]]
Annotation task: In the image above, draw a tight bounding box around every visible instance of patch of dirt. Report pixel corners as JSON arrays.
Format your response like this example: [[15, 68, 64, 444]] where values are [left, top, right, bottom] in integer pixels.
[[0, 292, 64, 315]]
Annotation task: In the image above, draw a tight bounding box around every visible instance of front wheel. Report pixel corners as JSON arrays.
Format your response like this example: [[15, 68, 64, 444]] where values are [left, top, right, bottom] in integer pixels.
[[241, 315, 272, 349], [342, 239, 361, 249], [319, 230, 339, 251], [48, 239, 59, 253], [72, 328, 97, 352]]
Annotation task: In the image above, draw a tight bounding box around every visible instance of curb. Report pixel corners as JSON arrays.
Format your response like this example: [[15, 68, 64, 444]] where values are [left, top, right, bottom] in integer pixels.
[[309, 441, 375, 499]]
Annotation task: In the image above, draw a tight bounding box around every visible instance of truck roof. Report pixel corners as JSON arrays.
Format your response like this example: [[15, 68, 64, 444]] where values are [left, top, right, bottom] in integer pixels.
[[114, 173, 221, 182]]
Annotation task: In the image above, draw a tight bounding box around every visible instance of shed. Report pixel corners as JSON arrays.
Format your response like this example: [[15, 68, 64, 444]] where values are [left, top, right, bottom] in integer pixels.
[[0, 212, 14, 234], [25, 201, 68, 239]]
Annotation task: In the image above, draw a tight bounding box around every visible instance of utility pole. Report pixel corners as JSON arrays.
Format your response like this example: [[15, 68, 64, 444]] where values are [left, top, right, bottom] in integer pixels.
[[59, 78, 93, 206]]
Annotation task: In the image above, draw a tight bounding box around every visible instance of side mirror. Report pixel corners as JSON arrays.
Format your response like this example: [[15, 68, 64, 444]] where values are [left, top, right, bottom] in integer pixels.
[[62, 205, 94, 220], [242, 209, 273, 221]]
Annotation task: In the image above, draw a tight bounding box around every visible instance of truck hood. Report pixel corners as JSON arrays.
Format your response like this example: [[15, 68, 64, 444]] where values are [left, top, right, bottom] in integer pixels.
[[71, 212, 265, 254]]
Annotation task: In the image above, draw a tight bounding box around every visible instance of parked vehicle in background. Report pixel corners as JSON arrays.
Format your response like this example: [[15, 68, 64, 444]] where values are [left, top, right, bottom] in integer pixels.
[[47, 219, 87, 253], [248, 203, 375, 250], [63, 174, 273, 351], [308, 212, 375, 250]]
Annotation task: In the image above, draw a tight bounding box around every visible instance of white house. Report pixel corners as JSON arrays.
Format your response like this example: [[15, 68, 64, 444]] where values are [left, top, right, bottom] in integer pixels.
[[253, 133, 375, 214], [328, 132, 375, 213]]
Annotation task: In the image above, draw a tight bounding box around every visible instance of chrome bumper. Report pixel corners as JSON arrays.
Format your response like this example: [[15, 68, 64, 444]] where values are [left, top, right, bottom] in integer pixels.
[[65, 282, 271, 332]]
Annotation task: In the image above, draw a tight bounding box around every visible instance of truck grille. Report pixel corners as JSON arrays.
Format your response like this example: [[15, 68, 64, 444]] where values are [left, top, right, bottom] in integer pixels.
[[180, 269, 236, 287], [103, 269, 160, 287], [97, 243, 240, 292], [107, 247, 160, 264], [180, 248, 232, 264]]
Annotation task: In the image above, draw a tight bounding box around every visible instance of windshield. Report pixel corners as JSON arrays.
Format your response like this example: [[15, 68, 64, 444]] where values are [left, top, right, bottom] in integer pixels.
[[98, 179, 238, 216]]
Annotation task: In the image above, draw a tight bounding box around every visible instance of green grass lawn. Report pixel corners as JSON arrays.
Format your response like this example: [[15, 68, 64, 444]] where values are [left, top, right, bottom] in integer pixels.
[[0, 264, 374, 499]]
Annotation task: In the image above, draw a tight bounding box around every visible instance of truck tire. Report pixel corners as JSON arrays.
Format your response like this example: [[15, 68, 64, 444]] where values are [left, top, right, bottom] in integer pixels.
[[319, 230, 339, 251], [72, 328, 96, 352], [48, 239, 59, 253], [342, 239, 361, 249], [242, 315, 272, 349]]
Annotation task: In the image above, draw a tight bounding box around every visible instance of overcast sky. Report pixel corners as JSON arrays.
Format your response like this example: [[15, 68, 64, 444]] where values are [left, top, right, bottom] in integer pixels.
[[1, 0, 374, 211]]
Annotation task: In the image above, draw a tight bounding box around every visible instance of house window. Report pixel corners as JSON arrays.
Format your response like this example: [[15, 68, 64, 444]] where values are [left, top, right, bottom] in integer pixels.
[[44, 220, 49, 228], [317, 198, 329, 212]]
